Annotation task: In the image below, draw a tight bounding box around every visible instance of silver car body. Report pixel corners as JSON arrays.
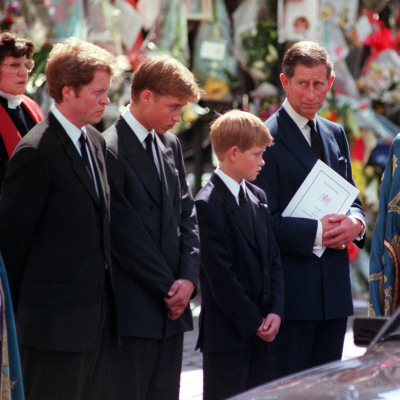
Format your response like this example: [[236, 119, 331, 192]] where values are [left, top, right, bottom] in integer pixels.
[[230, 310, 400, 399]]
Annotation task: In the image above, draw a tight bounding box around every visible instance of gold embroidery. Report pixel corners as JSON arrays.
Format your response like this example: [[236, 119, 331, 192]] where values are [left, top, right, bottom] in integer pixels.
[[392, 154, 398, 177], [368, 303, 376, 317], [388, 191, 400, 215], [384, 236, 400, 315]]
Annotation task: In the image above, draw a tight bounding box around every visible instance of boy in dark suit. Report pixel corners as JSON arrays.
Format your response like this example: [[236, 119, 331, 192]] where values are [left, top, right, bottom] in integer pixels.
[[195, 110, 284, 400], [103, 55, 201, 400]]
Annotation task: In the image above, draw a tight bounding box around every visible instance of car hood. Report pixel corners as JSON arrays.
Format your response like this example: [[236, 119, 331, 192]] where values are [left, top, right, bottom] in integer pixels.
[[229, 341, 400, 400]]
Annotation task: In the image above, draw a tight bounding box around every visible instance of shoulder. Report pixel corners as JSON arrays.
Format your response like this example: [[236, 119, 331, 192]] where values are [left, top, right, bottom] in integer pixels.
[[17, 118, 50, 150], [158, 131, 180, 148], [195, 180, 216, 203], [103, 121, 121, 153]]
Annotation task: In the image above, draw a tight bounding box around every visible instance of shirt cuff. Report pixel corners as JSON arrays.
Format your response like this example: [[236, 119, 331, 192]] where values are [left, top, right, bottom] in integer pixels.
[[313, 220, 323, 249]]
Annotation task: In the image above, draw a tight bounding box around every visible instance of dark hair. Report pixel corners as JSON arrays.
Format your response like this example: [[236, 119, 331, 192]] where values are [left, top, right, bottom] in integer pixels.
[[282, 41, 334, 79], [45, 37, 116, 103], [0, 32, 34, 64], [131, 55, 201, 103]]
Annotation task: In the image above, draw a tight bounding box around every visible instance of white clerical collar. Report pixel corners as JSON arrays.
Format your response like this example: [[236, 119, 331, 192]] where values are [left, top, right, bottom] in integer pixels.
[[283, 98, 317, 131], [122, 105, 154, 145], [0, 91, 23, 109], [215, 167, 247, 205]]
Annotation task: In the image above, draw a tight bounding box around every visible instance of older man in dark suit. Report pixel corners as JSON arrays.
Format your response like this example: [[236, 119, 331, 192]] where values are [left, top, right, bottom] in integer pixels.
[[103, 55, 201, 400], [255, 41, 366, 378], [0, 37, 116, 400]]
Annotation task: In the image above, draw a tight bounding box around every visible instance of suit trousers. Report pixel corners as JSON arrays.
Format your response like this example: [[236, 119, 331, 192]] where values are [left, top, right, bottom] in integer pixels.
[[111, 333, 184, 400], [275, 318, 347, 378], [203, 339, 280, 400], [20, 278, 113, 400]]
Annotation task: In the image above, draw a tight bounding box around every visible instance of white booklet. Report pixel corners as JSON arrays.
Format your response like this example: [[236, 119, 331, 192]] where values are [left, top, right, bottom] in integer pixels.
[[282, 160, 359, 257]]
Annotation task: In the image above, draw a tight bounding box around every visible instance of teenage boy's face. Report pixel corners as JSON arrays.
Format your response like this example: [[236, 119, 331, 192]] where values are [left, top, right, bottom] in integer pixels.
[[233, 145, 266, 182], [142, 92, 187, 134]]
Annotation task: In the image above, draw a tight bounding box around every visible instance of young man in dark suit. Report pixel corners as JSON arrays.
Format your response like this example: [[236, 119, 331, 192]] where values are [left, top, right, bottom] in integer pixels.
[[0, 37, 116, 400], [255, 41, 366, 378], [195, 110, 284, 400], [103, 55, 201, 400]]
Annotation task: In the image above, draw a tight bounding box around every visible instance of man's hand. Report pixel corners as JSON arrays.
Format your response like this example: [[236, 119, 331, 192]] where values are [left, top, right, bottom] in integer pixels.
[[256, 313, 281, 342], [322, 214, 363, 250], [164, 279, 195, 320]]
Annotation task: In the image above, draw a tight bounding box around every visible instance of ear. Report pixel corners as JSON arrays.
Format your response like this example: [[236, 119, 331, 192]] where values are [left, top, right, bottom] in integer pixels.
[[327, 75, 335, 91], [62, 85, 75, 100], [280, 73, 289, 92], [140, 89, 153, 104], [226, 146, 239, 162]]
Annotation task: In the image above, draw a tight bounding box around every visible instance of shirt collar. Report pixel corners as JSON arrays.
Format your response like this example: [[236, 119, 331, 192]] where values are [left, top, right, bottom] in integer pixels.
[[215, 167, 246, 204], [0, 91, 23, 109], [122, 105, 154, 144], [51, 104, 83, 148], [283, 98, 317, 131]]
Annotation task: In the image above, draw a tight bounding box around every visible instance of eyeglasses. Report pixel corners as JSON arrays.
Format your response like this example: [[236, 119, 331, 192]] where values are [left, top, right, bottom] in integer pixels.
[[0, 59, 35, 73]]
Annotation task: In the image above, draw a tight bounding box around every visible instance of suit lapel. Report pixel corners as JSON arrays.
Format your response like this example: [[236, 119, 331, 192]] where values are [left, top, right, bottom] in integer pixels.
[[86, 127, 108, 210], [116, 118, 161, 206], [49, 113, 101, 208], [316, 117, 340, 170], [246, 187, 268, 258], [156, 134, 177, 209], [211, 174, 258, 250], [277, 107, 318, 173]]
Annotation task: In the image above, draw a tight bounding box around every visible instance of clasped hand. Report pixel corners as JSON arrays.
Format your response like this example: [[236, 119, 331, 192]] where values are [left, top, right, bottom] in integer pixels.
[[321, 214, 362, 250], [164, 279, 195, 320], [256, 313, 281, 342]]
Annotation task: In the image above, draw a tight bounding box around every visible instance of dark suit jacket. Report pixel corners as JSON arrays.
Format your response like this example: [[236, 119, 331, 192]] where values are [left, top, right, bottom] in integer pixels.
[[0, 112, 112, 352], [255, 106, 365, 321], [195, 173, 284, 353], [103, 116, 199, 339]]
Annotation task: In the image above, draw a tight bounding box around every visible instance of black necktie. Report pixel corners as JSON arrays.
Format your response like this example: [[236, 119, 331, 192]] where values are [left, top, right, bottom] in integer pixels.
[[79, 133, 99, 199], [79, 133, 94, 181], [239, 186, 254, 237], [307, 120, 323, 160], [145, 133, 158, 174]]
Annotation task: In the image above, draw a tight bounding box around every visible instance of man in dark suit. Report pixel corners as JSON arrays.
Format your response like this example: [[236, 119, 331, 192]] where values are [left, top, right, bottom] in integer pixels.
[[103, 55, 201, 400], [195, 110, 284, 400], [0, 37, 116, 400], [254, 41, 366, 377]]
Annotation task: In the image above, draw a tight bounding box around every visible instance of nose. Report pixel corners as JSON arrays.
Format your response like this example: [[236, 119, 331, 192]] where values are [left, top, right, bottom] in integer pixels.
[[304, 85, 317, 98], [260, 158, 265, 166], [17, 66, 28, 76], [101, 94, 110, 105], [172, 110, 181, 123]]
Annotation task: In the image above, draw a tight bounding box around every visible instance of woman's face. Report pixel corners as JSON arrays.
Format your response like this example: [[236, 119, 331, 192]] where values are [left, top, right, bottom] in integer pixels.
[[0, 55, 31, 95]]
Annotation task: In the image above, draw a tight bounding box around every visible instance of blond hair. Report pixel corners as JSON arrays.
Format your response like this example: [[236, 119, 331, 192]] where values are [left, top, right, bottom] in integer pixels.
[[210, 110, 273, 161]]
